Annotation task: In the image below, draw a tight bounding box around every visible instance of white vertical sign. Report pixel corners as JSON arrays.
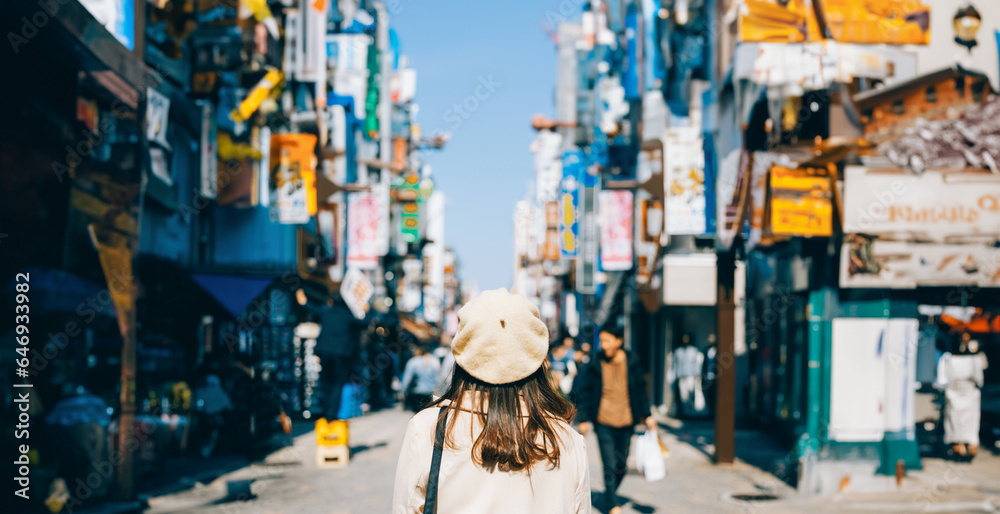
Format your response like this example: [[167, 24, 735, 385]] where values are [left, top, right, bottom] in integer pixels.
[[346, 192, 380, 269]]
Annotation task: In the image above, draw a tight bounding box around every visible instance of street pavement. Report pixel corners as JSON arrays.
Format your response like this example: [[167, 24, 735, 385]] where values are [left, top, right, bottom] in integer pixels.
[[144, 407, 1000, 514]]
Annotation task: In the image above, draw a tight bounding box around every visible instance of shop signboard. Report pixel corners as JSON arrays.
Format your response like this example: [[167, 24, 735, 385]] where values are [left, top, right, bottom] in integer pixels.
[[664, 128, 706, 235], [399, 258, 423, 312], [341, 267, 373, 320], [840, 166, 1000, 288], [146, 87, 171, 152], [842, 167, 1000, 240], [840, 240, 1000, 289], [768, 165, 833, 237], [560, 151, 584, 258], [577, 165, 599, 294], [599, 190, 634, 271], [327, 33, 371, 117], [747, 152, 795, 249], [269, 134, 317, 224], [346, 191, 380, 270]]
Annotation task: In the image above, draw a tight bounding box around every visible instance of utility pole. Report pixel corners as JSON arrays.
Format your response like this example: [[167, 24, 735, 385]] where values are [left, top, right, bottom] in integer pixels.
[[715, 244, 736, 464]]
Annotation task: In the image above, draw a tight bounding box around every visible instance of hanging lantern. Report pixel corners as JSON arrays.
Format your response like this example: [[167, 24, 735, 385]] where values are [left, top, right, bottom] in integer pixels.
[[954, 4, 982, 51]]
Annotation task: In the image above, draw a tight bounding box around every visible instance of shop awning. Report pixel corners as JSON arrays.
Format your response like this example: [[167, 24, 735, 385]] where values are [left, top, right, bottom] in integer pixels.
[[12, 267, 117, 318], [192, 274, 275, 318]]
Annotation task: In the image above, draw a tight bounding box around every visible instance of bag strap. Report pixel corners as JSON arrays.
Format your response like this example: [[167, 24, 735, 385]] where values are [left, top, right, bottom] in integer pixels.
[[425, 407, 448, 514]]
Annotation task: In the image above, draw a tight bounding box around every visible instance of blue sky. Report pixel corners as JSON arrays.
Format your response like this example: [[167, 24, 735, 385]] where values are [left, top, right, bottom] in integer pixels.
[[392, 0, 566, 291]]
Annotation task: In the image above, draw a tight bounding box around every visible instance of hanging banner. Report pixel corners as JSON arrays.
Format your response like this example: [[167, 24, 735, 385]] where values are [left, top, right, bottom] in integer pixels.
[[341, 267, 373, 320], [269, 134, 317, 224], [665, 128, 706, 235], [199, 101, 218, 199], [599, 190, 634, 271], [298, 0, 328, 82], [577, 166, 600, 294], [347, 191, 380, 269], [533, 130, 564, 203], [560, 151, 585, 258], [88, 226, 134, 337], [375, 174, 392, 255]]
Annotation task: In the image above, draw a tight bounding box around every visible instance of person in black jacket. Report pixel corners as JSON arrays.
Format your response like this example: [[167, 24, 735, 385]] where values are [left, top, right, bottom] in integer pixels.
[[577, 324, 656, 514]]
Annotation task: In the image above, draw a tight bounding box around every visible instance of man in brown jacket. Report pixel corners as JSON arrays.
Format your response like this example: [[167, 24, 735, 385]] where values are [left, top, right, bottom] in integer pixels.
[[577, 323, 656, 514]]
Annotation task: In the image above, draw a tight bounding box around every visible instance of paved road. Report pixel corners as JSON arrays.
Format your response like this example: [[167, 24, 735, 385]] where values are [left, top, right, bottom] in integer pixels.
[[145, 407, 1000, 514]]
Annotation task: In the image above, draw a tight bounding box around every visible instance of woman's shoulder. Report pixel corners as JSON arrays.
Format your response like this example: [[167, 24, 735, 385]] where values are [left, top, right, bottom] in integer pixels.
[[407, 405, 444, 433], [551, 419, 586, 448]]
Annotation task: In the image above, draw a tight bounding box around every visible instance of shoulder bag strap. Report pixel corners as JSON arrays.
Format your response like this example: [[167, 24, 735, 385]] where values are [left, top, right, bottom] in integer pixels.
[[424, 407, 448, 514]]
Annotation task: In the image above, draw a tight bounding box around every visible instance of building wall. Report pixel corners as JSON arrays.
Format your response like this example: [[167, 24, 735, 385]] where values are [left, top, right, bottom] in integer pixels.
[[913, 0, 1000, 90]]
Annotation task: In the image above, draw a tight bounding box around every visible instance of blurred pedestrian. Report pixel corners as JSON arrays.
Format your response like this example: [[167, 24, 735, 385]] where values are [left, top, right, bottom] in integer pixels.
[[392, 288, 589, 513], [576, 323, 656, 514], [673, 334, 705, 417], [401, 345, 441, 412], [435, 334, 456, 396], [550, 342, 577, 396], [937, 332, 986, 458]]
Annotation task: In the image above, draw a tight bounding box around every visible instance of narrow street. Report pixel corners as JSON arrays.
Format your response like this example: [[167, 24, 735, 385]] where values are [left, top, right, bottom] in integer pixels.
[[144, 409, 1000, 514]]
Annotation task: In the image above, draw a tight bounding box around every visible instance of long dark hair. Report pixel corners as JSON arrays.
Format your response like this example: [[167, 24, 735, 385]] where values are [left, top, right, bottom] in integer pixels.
[[431, 362, 576, 474]]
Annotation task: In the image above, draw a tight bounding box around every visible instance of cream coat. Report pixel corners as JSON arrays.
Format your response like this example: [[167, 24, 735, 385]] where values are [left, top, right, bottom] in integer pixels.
[[392, 399, 591, 513]]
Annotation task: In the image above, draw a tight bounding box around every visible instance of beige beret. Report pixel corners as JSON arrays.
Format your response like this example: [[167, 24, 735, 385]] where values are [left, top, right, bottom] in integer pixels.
[[451, 288, 549, 385]]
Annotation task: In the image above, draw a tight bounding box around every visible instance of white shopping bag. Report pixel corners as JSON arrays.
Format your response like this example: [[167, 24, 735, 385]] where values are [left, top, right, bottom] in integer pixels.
[[634, 429, 666, 481]]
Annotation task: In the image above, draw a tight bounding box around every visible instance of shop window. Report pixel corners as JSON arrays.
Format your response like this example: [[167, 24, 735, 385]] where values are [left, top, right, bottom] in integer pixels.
[[972, 81, 985, 103], [892, 98, 906, 115], [925, 86, 937, 103]]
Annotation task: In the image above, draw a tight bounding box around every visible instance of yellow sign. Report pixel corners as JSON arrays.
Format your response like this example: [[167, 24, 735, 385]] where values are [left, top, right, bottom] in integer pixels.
[[89, 225, 135, 337], [769, 166, 833, 237], [231, 68, 282, 123]]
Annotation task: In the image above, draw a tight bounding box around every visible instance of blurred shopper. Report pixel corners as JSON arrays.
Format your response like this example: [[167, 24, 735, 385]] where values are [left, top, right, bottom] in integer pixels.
[[550, 342, 578, 396], [393, 289, 589, 514], [401, 345, 441, 412], [435, 335, 456, 395], [576, 323, 655, 514], [673, 334, 705, 417], [937, 332, 986, 458], [192, 374, 233, 457]]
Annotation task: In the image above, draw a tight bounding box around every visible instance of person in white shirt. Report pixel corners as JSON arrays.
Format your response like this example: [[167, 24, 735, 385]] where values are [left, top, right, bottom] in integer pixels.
[[937, 333, 987, 458], [393, 289, 590, 513]]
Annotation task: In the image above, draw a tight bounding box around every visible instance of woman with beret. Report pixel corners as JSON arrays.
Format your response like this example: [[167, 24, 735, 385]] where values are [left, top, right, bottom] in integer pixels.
[[392, 288, 591, 513]]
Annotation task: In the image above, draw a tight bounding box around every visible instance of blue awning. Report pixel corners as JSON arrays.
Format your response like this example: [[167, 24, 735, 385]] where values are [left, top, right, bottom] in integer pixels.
[[9, 267, 117, 318], [192, 274, 275, 318]]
